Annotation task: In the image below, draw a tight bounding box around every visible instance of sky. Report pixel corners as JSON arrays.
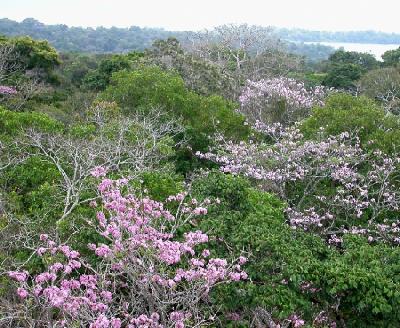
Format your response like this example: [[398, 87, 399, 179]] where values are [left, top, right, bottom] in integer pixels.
[[1, 0, 400, 32]]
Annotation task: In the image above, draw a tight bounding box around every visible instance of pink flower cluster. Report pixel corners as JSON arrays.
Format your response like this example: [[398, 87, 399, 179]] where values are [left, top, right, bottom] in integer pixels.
[[0, 85, 17, 95], [198, 124, 400, 244], [238, 77, 331, 124], [288, 314, 305, 328], [9, 175, 247, 327], [90, 166, 108, 178]]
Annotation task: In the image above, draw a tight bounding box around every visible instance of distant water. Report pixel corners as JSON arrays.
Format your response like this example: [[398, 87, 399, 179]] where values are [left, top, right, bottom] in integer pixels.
[[304, 42, 400, 60]]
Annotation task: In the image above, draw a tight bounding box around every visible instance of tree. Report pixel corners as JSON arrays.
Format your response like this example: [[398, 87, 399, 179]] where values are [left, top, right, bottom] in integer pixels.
[[323, 63, 362, 89], [186, 24, 282, 98], [0, 43, 21, 83], [382, 47, 400, 67], [301, 93, 400, 154], [238, 77, 329, 124], [5, 175, 247, 327], [0, 37, 54, 110], [327, 50, 378, 71], [57, 53, 99, 87], [322, 50, 378, 90], [0, 36, 60, 80], [146, 38, 236, 98], [82, 55, 131, 91], [198, 121, 400, 244], [191, 171, 400, 326], [101, 67, 249, 153], [358, 67, 400, 113], [1, 102, 182, 222]]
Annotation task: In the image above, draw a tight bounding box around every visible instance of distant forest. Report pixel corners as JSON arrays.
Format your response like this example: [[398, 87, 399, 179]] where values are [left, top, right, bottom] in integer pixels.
[[0, 18, 335, 61], [275, 27, 400, 44], [1, 18, 400, 61]]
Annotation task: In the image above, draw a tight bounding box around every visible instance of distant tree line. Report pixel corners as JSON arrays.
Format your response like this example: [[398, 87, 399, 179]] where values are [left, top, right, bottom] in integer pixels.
[[0, 18, 179, 52], [0, 18, 337, 61], [275, 27, 400, 44]]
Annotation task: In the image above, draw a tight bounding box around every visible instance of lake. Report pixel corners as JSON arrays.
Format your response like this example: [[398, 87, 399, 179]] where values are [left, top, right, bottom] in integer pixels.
[[304, 42, 400, 60]]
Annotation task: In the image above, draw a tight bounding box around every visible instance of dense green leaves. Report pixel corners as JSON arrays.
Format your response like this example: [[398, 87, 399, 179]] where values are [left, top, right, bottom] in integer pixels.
[[0, 35, 60, 78], [82, 55, 131, 91], [301, 93, 400, 153], [101, 66, 249, 151], [0, 106, 63, 136], [191, 171, 400, 326], [382, 47, 400, 67], [322, 50, 379, 90]]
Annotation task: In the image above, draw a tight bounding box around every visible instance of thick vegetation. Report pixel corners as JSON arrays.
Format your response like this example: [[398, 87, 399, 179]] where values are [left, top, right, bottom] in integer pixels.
[[1, 26, 400, 328]]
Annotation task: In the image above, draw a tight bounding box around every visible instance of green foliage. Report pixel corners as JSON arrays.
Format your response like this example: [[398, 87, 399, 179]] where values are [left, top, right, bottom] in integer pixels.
[[57, 53, 99, 87], [0, 35, 60, 81], [82, 55, 131, 91], [2, 28, 400, 328], [301, 93, 400, 153], [137, 171, 184, 201], [328, 49, 379, 71], [323, 63, 362, 89], [191, 172, 321, 320], [382, 47, 400, 67], [2, 156, 59, 195], [191, 171, 400, 326], [319, 235, 400, 326], [0, 106, 63, 137], [322, 50, 378, 89], [0, 18, 178, 53], [11, 36, 60, 70], [101, 66, 249, 151], [102, 66, 187, 112]]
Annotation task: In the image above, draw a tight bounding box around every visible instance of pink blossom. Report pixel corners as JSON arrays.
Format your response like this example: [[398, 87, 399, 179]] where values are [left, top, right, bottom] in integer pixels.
[[8, 271, 28, 282], [17, 288, 28, 299], [0, 85, 17, 95], [10, 177, 245, 327], [238, 256, 247, 265], [202, 249, 210, 257], [90, 166, 108, 178], [39, 234, 49, 241]]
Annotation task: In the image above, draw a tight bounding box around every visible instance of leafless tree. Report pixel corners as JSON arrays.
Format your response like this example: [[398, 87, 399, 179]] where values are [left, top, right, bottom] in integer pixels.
[[0, 44, 21, 83], [185, 24, 295, 99], [6, 105, 183, 222], [0, 44, 47, 111], [358, 67, 400, 113], [0, 140, 28, 171], [187, 24, 276, 65], [6, 77, 47, 111]]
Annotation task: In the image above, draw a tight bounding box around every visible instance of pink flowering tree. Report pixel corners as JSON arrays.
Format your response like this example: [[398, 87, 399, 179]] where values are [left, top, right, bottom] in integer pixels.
[[0, 85, 17, 96], [238, 77, 331, 125], [5, 171, 247, 327], [198, 123, 400, 244]]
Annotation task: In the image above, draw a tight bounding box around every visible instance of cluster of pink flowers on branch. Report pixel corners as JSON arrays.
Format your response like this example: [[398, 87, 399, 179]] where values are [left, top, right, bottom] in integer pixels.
[[0, 85, 17, 95], [238, 77, 331, 124], [197, 124, 400, 244], [8, 173, 247, 327]]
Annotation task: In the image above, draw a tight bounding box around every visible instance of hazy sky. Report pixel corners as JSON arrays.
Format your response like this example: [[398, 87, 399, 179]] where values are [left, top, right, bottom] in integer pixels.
[[2, 0, 400, 32]]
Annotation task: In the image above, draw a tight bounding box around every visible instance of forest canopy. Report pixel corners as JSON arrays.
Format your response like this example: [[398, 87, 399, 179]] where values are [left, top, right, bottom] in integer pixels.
[[1, 21, 400, 327]]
